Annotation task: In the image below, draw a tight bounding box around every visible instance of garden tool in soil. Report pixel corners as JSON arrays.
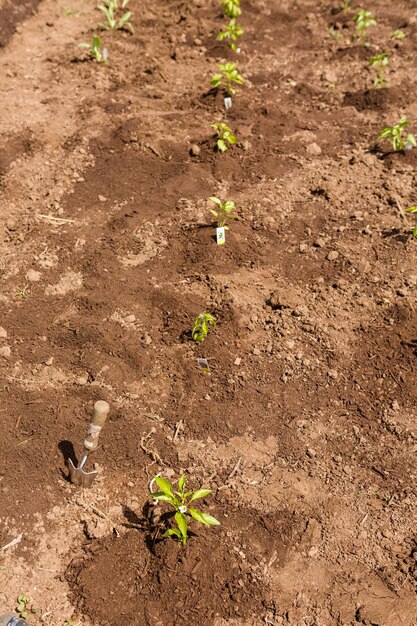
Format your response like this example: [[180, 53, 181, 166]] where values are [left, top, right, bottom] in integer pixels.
[[68, 400, 110, 488], [0, 615, 29, 626]]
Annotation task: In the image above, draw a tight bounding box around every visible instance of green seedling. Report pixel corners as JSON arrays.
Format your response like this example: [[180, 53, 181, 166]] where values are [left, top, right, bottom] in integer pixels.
[[209, 196, 238, 230], [192, 312, 216, 342], [369, 53, 388, 88], [391, 29, 406, 40], [16, 594, 38, 620], [16, 286, 29, 299], [211, 62, 244, 95], [151, 474, 220, 547], [377, 116, 416, 151], [79, 35, 108, 63], [210, 121, 237, 152], [341, 0, 350, 11], [217, 18, 244, 51], [98, 0, 134, 33], [222, 0, 241, 18], [405, 206, 417, 237], [353, 9, 376, 45]]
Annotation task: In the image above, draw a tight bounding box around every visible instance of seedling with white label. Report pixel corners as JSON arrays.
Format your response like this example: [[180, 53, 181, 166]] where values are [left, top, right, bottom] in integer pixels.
[[79, 35, 108, 63], [210, 121, 237, 152], [211, 62, 244, 96], [217, 18, 244, 52], [192, 312, 216, 342], [222, 0, 241, 18], [98, 0, 134, 32], [209, 196, 238, 245], [150, 474, 220, 547], [369, 53, 388, 88], [405, 206, 417, 237], [353, 9, 376, 45], [377, 117, 416, 152]]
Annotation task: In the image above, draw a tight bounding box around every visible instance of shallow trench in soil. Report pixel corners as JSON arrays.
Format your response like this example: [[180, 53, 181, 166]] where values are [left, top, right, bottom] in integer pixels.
[[1, 0, 417, 624]]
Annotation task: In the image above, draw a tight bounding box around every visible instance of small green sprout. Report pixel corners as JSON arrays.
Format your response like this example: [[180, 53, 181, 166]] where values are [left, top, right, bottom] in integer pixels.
[[209, 196, 238, 230], [341, 0, 350, 11], [377, 116, 416, 152], [405, 206, 417, 237], [369, 52, 388, 88], [98, 0, 134, 33], [216, 18, 244, 51], [16, 594, 38, 619], [151, 474, 220, 547], [353, 8, 376, 45], [210, 121, 237, 152], [211, 62, 244, 95], [192, 312, 216, 342], [16, 286, 29, 299], [79, 35, 108, 63], [222, 0, 241, 19], [391, 29, 406, 40]]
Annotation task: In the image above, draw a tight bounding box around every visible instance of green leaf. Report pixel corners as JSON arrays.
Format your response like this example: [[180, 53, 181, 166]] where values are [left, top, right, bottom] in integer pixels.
[[155, 476, 173, 495], [209, 196, 222, 206], [189, 488, 212, 503], [406, 206, 417, 213], [164, 528, 182, 539], [413, 225, 417, 238], [189, 508, 221, 526], [151, 492, 175, 504], [175, 512, 188, 539], [228, 134, 237, 144], [118, 10, 132, 26], [178, 474, 186, 493], [210, 209, 219, 217], [217, 139, 227, 152]]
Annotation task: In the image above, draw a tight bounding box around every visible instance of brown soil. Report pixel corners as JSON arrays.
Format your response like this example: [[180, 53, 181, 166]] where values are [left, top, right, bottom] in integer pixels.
[[1, 0, 417, 624]]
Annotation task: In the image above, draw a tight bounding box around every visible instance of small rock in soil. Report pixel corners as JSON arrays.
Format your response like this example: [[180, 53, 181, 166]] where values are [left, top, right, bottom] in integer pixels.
[[307, 448, 316, 458], [125, 314, 136, 323], [26, 268, 41, 282], [306, 142, 322, 156], [0, 326, 7, 338], [327, 369, 338, 379], [98, 195, 107, 202], [45, 357, 54, 366], [327, 251, 339, 261], [234, 357, 241, 366], [75, 373, 89, 386], [253, 348, 261, 356], [0, 346, 11, 358], [189, 144, 201, 156]]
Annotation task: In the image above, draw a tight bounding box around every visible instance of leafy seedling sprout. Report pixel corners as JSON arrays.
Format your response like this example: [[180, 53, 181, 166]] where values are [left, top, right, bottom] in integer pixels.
[[79, 35, 108, 63], [211, 62, 244, 95], [353, 9, 376, 45], [217, 18, 244, 51], [369, 53, 388, 88], [209, 196, 238, 230], [377, 116, 416, 152], [192, 312, 216, 343], [405, 206, 417, 237], [98, 0, 134, 33], [151, 474, 220, 547], [210, 121, 237, 152], [341, 0, 350, 11], [16, 594, 38, 620], [391, 29, 406, 40], [222, 0, 241, 19]]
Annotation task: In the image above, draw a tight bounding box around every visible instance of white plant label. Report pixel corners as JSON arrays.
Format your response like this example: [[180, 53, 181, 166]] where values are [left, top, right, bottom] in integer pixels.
[[224, 96, 232, 110], [216, 226, 226, 245]]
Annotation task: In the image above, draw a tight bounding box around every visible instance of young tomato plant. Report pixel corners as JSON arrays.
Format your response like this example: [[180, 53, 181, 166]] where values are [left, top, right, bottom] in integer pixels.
[[209, 196, 238, 230], [98, 0, 134, 33], [405, 206, 417, 237], [222, 0, 241, 19], [79, 35, 108, 63], [369, 53, 388, 88], [192, 312, 216, 342], [210, 121, 237, 152], [353, 8, 376, 45], [217, 18, 244, 51], [377, 116, 416, 151], [211, 62, 244, 95], [151, 475, 220, 547]]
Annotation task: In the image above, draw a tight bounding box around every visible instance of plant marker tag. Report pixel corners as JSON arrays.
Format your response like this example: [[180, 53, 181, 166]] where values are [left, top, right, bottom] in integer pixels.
[[216, 226, 226, 245], [224, 96, 232, 110], [103, 48, 108, 62], [197, 357, 210, 372]]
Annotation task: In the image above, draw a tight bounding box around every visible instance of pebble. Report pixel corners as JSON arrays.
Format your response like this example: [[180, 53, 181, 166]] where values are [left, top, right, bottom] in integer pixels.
[[0, 346, 11, 358], [307, 448, 316, 458], [396, 288, 407, 297], [234, 357, 241, 366], [306, 142, 322, 156], [299, 243, 308, 253], [327, 251, 339, 261], [0, 327, 7, 338], [45, 357, 54, 366], [193, 37, 202, 46], [26, 269, 41, 282], [98, 195, 107, 202], [75, 374, 89, 386], [327, 369, 338, 379], [125, 314, 136, 323], [392, 400, 400, 411], [252, 348, 261, 356], [189, 144, 201, 156], [241, 140, 251, 151]]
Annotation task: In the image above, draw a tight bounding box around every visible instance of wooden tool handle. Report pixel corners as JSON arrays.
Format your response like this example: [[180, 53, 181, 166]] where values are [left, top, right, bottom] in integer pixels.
[[83, 400, 110, 451]]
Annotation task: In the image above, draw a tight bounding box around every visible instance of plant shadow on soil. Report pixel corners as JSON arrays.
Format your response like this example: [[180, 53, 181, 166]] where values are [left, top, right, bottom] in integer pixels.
[[67, 505, 297, 626]]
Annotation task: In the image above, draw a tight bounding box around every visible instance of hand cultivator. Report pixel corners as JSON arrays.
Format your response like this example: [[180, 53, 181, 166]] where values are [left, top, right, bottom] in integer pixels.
[[68, 400, 110, 488]]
